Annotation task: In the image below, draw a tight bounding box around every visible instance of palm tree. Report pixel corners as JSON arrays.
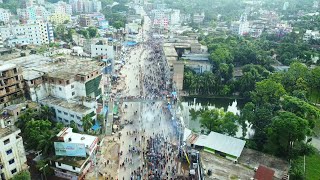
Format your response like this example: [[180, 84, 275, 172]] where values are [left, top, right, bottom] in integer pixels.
[[37, 131, 55, 156], [82, 115, 93, 132], [40, 105, 54, 121]]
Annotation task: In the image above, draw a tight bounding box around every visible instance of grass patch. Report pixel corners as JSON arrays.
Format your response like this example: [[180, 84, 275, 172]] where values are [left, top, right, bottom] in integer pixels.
[[305, 151, 320, 179]]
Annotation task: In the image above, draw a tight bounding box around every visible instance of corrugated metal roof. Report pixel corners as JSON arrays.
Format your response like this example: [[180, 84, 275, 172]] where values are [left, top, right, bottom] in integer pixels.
[[194, 131, 246, 158]]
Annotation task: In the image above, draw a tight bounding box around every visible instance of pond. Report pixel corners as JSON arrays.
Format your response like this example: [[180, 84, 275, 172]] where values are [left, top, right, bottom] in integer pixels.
[[180, 97, 254, 138]]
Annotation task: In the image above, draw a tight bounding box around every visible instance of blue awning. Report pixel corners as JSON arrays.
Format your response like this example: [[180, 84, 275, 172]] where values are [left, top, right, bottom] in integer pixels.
[[91, 121, 101, 131]]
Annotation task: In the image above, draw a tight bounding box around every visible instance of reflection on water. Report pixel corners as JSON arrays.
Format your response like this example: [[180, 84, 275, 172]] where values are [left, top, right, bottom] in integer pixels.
[[180, 97, 254, 138]]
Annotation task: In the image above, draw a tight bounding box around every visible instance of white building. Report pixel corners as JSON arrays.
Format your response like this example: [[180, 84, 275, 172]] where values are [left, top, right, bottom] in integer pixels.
[[0, 20, 54, 47], [70, 0, 101, 13], [170, 9, 180, 25], [54, 1, 73, 15], [0, 8, 11, 24], [52, 127, 98, 180], [21, 56, 103, 129], [90, 39, 115, 59], [230, 14, 250, 36], [303, 30, 320, 41], [0, 121, 27, 180]]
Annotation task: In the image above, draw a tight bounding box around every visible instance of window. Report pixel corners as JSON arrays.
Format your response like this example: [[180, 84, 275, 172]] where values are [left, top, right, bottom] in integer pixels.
[[71, 85, 74, 89], [58, 117, 62, 121], [59, 87, 62, 91], [8, 159, 14, 165], [77, 116, 81, 120], [59, 80, 62, 84], [70, 114, 74, 118], [11, 168, 17, 174], [72, 92, 75, 96], [3, 139, 10, 145], [64, 119, 69, 123], [73, 166, 76, 170], [58, 110, 62, 113], [58, 162, 61, 166], [6, 149, 12, 155], [64, 112, 68, 115]]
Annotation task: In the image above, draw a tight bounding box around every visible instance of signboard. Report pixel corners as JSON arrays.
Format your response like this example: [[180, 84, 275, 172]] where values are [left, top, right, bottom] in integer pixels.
[[54, 142, 86, 157]]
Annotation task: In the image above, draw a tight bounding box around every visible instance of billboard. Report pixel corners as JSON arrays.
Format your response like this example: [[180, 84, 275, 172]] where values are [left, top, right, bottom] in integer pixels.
[[54, 142, 86, 157]]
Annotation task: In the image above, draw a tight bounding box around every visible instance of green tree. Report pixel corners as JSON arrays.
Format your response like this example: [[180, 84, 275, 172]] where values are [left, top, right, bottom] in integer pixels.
[[251, 79, 286, 107], [87, 26, 98, 38], [239, 102, 255, 138], [198, 108, 238, 136], [113, 20, 125, 29], [24, 120, 52, 150], [82, 115, 94, 132], [267, 111, 310, 158], [12, 171, 31, 180]]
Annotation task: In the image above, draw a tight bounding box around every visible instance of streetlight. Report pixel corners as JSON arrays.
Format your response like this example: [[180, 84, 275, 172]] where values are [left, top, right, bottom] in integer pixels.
[[39, 164, 48, 180]]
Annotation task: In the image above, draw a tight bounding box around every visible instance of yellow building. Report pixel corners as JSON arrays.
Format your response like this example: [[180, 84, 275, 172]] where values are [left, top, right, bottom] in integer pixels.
[[49, 13, 71, 24]]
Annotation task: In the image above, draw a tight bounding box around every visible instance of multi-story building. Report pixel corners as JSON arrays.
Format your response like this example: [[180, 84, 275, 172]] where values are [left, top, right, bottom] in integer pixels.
[[21, 56, 103, 129], [230, 14, 250, 36], [51, 127, 98, 179], [0, 64, 24, 109], [49, 13, 71, 24], [193, 12, 205, 24], [0, 121, 27, 180], [70, 0, 101, 13], [170, 9, 180, 25], [90, 39, 115, 59], [0, 20, 54, 47], [79, 15, 91, 27], [17, 5, 51, 23], [54, 1, 73, 15], [303, 30, 320, 41], [0, 9, 11, 24]]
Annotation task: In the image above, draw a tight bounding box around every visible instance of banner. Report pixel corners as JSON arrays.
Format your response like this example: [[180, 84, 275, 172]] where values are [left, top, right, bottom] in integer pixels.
[[54, 142, 86, 157]]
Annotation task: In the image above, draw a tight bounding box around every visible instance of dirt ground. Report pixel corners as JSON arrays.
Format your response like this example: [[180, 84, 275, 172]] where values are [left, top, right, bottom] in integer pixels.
[[85, 136, 120, 180], [238, 148, 289, 179], [200, 151, 254, 180]]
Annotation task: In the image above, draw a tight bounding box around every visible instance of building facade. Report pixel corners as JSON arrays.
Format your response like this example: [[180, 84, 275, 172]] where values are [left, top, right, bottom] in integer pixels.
[[49, 13, 71, 24], [0, 20, 54, 47], [52, 127, 98, 179], [0, 9, 11, 24], [0, 123, 27, 180], [0, 64, 24, 109]]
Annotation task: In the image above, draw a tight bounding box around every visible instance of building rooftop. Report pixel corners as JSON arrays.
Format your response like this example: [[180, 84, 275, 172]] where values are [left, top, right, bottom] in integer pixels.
[[57, 127, 98, 150], [0, 63, 16, 72], [40, 97, 91, 114], [193, 131, 246, 158], [254, 165, 275, 180], [163, 46, 178, 57], [22, 69, 44, 80], [52, 156, 87, 168], [0, 126, 20, 139]]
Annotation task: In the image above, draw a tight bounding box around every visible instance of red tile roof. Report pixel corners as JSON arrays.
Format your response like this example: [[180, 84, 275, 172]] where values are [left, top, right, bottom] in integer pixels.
[[254, 165, 275, 180]]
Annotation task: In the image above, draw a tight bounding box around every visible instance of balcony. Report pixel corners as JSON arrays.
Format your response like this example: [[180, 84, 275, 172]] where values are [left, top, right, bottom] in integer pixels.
[[0, 88, 5, 96]]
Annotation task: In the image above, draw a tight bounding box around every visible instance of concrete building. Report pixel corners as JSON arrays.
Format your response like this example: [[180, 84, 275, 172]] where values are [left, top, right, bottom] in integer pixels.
[[70, 0, 101, 13], [49, 13, 71, 24], [170, 9, 180, 25], [0, 64, 24, 109], [0, 120, 27, 180], [230, 14, 250, 36], [19, 55, 103, 128], [90, 39, 115, 59], [54, 1, 73, 15], [79, 15, 91, 27], [17, 5, 51, 23], [303, 30, 320, 41], [193, 12, 205, 24], [52, 127, 98, 179], [0, 9, 11, 24], [0, 20, 54, 47]]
